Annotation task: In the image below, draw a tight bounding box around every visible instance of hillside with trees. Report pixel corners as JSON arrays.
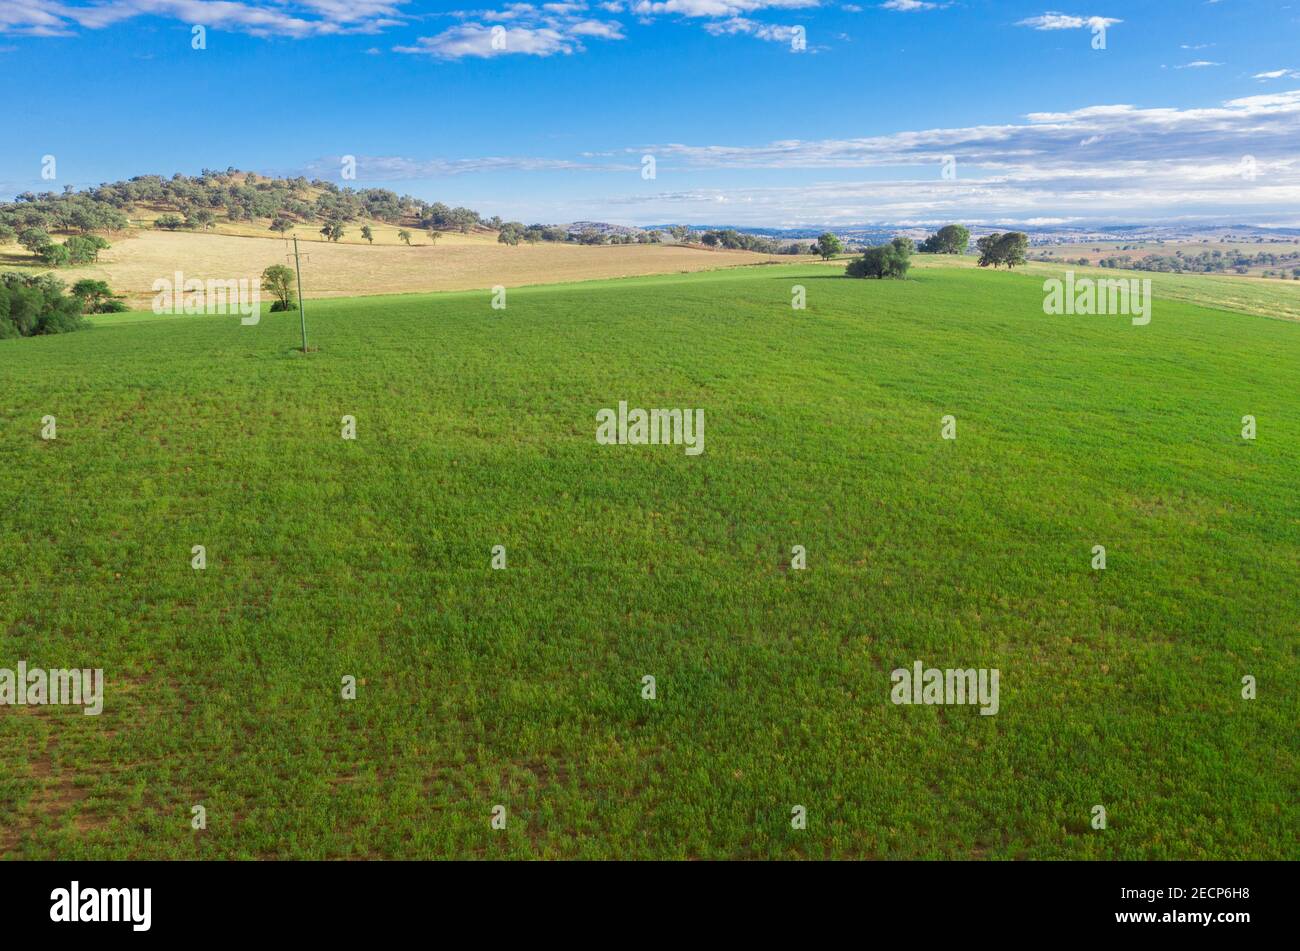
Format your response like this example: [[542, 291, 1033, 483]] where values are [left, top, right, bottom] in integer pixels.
[[0, 169, 489, 245]]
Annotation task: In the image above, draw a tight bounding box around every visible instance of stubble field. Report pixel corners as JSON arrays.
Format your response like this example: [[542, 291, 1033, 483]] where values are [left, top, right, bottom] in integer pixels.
[[0, 229, 784, 306]]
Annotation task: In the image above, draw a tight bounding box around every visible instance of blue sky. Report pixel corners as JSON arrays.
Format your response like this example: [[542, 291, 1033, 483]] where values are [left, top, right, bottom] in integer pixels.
[[3, 0, 1299, 226]]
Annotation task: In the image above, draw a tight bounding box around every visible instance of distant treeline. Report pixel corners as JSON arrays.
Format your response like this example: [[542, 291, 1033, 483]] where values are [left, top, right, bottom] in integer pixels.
[[1052, 248, 1300, 277]]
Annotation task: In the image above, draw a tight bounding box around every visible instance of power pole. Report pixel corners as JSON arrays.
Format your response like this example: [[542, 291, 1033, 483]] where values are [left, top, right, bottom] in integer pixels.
[[288, 235, 309, 353]]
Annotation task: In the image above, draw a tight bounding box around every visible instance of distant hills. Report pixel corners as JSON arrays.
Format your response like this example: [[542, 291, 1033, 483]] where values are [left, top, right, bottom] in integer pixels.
[[644, 222, 1300, 246]]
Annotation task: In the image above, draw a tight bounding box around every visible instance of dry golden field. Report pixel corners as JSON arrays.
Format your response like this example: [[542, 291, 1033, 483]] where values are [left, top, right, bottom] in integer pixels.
[[0, 228, 785, 305]]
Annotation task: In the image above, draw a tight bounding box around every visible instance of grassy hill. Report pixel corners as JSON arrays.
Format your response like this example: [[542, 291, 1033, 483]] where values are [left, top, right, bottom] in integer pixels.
[[1, 264, 1295, 859]]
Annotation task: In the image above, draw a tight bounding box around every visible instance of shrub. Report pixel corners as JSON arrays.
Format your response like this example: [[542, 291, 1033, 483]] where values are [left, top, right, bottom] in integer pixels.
[[846, 237, 913, 279], [0, 272, 90, 337]]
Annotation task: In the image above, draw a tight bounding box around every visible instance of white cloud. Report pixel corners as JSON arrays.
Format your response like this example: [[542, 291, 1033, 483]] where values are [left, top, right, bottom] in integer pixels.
[[881, 1, 939, 11], [0, 0, 407, 37], [396, 4, 625, 58], [1175, 60, 1220, 69], [1017, 12, 1120, 31], [629, 1, 819, 18], [1254, 68, 1300, 80], [569, 17, 626, 37], [0, 0, 812, 45], [395, 24, 570, 57], [704, 16, 800, 42]]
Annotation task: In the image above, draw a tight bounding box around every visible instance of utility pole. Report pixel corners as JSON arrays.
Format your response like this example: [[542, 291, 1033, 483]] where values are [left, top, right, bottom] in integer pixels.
[[289, 235, 309, 353]]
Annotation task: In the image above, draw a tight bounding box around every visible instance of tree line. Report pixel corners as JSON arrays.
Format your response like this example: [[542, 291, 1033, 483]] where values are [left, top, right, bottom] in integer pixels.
[[1044, 247, 1300, 276]]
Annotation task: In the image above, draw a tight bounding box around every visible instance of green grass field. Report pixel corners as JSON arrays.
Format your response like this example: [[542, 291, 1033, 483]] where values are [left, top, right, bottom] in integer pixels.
[[2, 263, 1296, 859]]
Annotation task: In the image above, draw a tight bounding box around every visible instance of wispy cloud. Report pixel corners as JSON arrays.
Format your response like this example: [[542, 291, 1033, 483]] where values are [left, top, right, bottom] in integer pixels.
[[583, 90, 1300, 223], [301, 88, 1300, 225], [394, 3, 625, 58], [881, 1, 941, 11], [634, 91, 1300, 169], [630, 0, 822, 45], [0, 0, 407, 37], [1, 0, 820, 50], [300, 154, 637, 178], [1255, 68, 1300, 80], [704, 16, 804, 45], [1017, 12, 1120, 31], [629, 1, 820, 16]]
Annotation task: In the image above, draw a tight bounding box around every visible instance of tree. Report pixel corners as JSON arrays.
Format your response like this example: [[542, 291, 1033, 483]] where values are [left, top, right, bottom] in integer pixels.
[[0, 224, 15, 245], [70, 279, 127, 313], [976, 234, 999, 267], [920, 224, 970, 254], [426, 228, 441, 244], [154, 213, 186, 230], [65, 235, 110, 265], [450, 206, 478, 233], [261, 264, 297, 312], [35, 242, 71, 267], [187, 209, 216, 230], [270, 217, 294, 234], [18, 227, 51, 254], [320, 220, 344, 242], [669, 225, 691, 244], [995, 232, 1028, 269], [815, 232, 843, 260], [361, 224, 374, 244], [398, 229, 412, 246], [977, 231, 1029, 269], [497, 222, 525, 246], [845, 237, 913, 279]]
